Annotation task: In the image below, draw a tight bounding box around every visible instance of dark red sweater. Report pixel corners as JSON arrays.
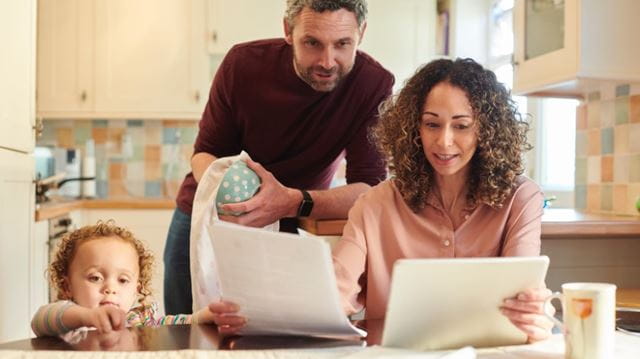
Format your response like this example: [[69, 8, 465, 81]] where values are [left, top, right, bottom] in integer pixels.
[[177, 39, 394, 227]]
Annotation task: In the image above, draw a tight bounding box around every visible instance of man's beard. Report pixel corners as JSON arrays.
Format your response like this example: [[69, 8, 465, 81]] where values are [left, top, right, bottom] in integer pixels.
[[293, 58, 352, 92]]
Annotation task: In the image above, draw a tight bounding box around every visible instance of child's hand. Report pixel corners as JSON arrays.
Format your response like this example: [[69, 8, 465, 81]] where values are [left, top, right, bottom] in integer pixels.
[[198, 301, 246, 334], [80, 306, 127, 333]]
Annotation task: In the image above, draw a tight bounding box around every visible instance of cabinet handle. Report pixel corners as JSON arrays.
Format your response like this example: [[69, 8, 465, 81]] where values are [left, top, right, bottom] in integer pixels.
[[32, 117, 44, 139], [511, 54, 519, 67], [80, 91, 87, 102], [195, 91, 201, 103], [212, 31, 218, 43]]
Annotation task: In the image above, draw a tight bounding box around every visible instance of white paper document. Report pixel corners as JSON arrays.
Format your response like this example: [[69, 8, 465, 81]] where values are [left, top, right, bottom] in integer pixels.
[[207, 220, 366, 339]]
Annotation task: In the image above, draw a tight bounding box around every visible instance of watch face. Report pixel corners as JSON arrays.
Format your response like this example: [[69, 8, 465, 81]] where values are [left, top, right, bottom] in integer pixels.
[[298, 191, 313, 217]]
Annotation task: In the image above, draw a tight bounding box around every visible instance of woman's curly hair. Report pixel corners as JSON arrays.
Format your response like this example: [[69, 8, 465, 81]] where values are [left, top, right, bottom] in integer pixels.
[[48, 220, 154, 305], [372, 58, 531, 212]]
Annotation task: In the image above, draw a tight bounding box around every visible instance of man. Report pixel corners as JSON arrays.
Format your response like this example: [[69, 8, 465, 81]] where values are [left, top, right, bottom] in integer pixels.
[[164, 0, 394, 314]]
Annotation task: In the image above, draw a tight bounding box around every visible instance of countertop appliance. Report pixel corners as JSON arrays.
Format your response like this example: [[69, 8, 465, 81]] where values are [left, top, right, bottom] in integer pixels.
[[34, 146, 96, 203]]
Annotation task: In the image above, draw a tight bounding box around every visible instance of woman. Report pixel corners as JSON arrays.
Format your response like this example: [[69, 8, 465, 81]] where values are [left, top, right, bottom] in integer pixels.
[[332, 58, 552, 342], [210, 58, 553, 342]]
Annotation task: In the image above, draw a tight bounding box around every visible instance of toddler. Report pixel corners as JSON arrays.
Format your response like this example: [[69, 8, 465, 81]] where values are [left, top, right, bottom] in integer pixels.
[[32, 221, 215, 336]]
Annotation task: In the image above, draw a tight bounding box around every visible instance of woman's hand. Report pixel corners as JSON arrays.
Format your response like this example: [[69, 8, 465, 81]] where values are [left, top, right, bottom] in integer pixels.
[[207, 301, 247, 334], [501, 287, 554, 343]]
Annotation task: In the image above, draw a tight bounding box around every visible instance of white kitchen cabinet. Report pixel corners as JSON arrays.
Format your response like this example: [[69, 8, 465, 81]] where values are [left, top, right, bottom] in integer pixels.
[[30, 221, 50, 323], [204, 0, 437, 88], [513, 0, 640, 96], [206, 0, 286, 54], [542, 237, 640, 292], [36, 0, 94, 115], [80, 209, 174, 315], [360, 0, 436, 88], [37, 0, 210, 119], [0, 0, 36, 153], [0, 0, 37, 343], [0, 152, 36, 342]]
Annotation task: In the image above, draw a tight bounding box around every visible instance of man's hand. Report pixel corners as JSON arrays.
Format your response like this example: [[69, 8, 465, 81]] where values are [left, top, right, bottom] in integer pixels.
[[208, 301, 246, 334], [501, 287, 554, 343], [219, 158, 301, 227], [80, 306, 127, 334]]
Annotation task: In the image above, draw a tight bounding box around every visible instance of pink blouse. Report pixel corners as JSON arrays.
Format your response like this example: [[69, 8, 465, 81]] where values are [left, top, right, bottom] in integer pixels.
[[332, 176, 544, 319]]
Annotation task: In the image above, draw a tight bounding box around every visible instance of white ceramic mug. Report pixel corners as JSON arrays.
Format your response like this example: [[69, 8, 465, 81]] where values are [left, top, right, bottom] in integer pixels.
[[545, 283, 617, 359]]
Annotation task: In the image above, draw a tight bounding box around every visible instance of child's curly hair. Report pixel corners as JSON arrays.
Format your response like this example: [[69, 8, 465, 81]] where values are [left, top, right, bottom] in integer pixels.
[[48, 220, 154, 305]]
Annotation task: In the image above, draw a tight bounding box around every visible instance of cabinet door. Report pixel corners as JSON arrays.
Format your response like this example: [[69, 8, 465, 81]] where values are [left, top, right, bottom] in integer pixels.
[[513, 0, 578, 94], [0, 151, 35, 342], [0, 0, 36, 153], [30, 221, 50, 327], [37, 0, 94, 115], [360, 0, 436, 88], [94, 0, 209, 117], [207, 0, 286, 54]]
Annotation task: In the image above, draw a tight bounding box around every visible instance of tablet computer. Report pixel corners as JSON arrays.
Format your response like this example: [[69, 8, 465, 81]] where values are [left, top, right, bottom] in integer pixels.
[[381, 256, 549, 350]]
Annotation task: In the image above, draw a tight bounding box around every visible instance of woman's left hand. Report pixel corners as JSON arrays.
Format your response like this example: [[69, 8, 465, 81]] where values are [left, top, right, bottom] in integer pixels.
[[501, 287, 554, 343]]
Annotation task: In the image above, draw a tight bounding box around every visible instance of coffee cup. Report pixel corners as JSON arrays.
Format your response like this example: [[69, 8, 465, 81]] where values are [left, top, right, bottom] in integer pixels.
[[544, 282, 616, 359], [215, 160, 261, 216]]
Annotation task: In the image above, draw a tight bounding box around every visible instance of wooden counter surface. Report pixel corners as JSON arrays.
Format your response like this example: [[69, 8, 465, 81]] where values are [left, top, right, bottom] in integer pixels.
[[541, 209, 640, 238], [300, 209, 640, 239], [35, 198, 176, 221]]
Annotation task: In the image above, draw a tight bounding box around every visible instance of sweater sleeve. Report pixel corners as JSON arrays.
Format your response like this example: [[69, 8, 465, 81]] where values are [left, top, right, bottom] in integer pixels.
[[332, 196, 369, 315], [344, 71, 393, 186], [193, 48, 241, 158], [31, 300, 74, 337], [501, 179, 544, 256]]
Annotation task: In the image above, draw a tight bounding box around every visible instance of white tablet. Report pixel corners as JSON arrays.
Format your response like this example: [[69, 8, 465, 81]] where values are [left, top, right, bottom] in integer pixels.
[[381, 256, 549, 351]]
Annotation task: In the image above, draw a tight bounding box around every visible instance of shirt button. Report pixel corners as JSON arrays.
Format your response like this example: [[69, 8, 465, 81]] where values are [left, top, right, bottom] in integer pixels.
[[443, 239, 451, 247]]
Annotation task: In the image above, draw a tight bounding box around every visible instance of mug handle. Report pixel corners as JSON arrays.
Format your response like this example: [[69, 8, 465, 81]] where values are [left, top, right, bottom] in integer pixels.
[[544, 292, 565, 331]]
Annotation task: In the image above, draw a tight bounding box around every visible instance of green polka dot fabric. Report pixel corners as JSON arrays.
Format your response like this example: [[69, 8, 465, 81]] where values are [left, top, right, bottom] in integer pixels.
[[215, 160, 261, 216]]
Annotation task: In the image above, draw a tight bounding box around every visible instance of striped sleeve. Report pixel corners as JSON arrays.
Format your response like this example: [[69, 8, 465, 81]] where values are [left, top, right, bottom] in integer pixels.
[[155, 314, 192, 325], [127, 303, 192, 326], [31, 300, 74, 337]]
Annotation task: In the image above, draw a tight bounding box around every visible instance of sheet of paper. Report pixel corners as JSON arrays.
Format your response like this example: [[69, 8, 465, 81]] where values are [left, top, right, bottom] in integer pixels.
[[207, 220, 366, 338]]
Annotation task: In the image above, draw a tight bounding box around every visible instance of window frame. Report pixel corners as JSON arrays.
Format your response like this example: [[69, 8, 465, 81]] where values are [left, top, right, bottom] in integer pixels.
[[487, 0, 576, 208]]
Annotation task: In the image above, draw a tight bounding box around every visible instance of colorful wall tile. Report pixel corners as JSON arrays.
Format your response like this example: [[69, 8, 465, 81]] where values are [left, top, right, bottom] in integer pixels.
[[576, 83, 640, 216], [38, 119, 198, 199]]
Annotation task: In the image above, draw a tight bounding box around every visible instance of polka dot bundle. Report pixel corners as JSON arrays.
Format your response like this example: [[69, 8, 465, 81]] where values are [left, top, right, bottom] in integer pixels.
[[215, 160, 261, 216]]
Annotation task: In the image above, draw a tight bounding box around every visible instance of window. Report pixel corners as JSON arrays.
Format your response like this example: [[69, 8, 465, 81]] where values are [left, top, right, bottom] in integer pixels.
[[489, 0, 576, 207], [538, 98, 578, 191]]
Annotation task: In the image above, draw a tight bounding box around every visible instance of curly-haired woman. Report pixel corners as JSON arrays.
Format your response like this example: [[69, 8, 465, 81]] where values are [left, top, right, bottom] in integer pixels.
[[208, 58, 553, 342], [330, 58, 552, 342], [31, 221, 218, 337]]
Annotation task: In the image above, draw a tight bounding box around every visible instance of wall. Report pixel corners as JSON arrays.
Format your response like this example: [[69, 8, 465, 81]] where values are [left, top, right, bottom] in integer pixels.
[[448, 0, 489, 64], [38, 119, 198, 199], [575, 84, 640, 216]]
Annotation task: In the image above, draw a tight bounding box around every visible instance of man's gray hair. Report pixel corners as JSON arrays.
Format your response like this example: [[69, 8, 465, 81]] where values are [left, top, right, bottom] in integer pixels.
[[285, 0, 368, 28]]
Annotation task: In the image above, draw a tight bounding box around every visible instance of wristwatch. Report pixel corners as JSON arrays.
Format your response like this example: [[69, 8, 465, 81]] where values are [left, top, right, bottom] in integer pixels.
[[297, 190, 314, 217]]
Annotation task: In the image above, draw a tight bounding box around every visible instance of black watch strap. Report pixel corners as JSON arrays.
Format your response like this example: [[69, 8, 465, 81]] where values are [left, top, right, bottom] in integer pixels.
[[297, 190, 314, 217]]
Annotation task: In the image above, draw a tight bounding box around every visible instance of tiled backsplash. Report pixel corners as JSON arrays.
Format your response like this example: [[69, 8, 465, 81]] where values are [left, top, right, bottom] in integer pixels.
[[39, 85, 640, 214], [575, 84, 640, 216], [38, 119, 198, 199]]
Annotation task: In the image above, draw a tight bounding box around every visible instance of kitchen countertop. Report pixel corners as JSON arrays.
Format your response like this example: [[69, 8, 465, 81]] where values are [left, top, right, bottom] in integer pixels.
[[300, 209, 640, 239], [36, 201, 640, 238], [35, 197, 175, 221]]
